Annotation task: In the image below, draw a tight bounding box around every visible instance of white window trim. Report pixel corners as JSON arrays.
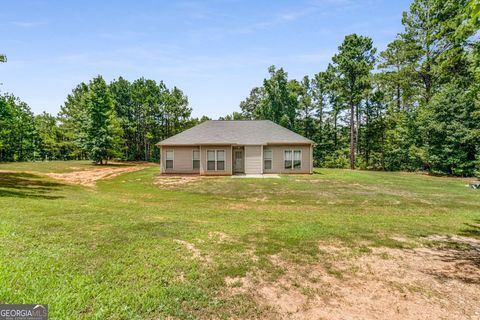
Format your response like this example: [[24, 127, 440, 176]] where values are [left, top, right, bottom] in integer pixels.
[[166, 149, 174, 169], [284, 149, 302, 170], [264, 149, 273, 170], [192, 149, 200, 170], [206, 149, 226, 171]]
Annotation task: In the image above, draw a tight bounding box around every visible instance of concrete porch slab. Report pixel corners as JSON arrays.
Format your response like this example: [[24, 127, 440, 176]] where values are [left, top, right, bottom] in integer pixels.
[[231, 174, 280, 179]]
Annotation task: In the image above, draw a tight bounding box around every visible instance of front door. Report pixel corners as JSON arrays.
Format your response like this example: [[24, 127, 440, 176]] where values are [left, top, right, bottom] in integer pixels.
[[234, 150, 244, 173]]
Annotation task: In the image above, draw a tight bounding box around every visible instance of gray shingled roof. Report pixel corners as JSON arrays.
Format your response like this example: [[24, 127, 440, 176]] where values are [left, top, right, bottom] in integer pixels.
[[156, 120, 313, 146]]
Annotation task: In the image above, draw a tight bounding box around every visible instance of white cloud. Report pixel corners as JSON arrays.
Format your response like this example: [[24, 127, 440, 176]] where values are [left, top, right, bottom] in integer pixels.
[[231, 7, 318, 35], [292, 51, 335, 63], [10, 21, 46, 28], [97, 31, 148, 40]]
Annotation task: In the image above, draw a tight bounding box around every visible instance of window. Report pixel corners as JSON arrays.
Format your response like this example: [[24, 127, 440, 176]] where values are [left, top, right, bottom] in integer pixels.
[[293, 150, 302, 169], [193, 150, 200, 169], [166, 150, 174, 169], [207, 150, 216, 170], [217, 150, 225, 170], [207, 149, 225, 171], [284, 149, 302, 169], [264, 149, 272, 170], [284, 150, 292, 169]]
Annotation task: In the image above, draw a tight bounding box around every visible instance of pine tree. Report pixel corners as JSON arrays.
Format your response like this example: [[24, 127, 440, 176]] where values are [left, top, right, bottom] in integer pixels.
[[84, 76, 122, 164], [331, 34, 376, 169]]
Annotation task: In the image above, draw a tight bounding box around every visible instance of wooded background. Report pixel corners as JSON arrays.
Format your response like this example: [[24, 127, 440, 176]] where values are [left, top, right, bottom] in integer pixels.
[[1, 0, 479, 175]]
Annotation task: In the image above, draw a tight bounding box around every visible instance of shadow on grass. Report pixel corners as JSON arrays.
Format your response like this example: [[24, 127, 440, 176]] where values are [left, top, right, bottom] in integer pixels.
[[92, 161, 153, 167], [461, 219, 480, 238], [0, 172, 64, 199], [93, 163, 134, 167], [426, 224, 480, 285]]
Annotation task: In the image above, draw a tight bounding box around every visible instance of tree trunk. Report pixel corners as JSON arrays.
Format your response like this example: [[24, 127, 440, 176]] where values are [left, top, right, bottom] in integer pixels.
[[144, 136, 148, 161], [350, 101, 356, 170], [355, 103, 360, 156], [424, 4, 432, 105], [381, 130, 385, 170], [396, 83, 401, 111], [19, 132, 23, 161], [333, 110, 338, 149], [365, 105, 369, 166], [318, 107, 323, 163]]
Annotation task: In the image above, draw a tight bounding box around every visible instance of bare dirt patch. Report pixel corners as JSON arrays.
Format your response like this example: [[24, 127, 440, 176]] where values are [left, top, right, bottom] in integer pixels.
[[208, 231, 232, 243], [154, 175, 202, 187], [224, 238, 480, 319], [224, 202, 251, 211], [46, 163, 151, 187], [174, 239, 212, 263]]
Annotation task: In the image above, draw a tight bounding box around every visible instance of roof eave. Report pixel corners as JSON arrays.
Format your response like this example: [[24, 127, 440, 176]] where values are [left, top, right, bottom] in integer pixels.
[[157, 141, 314, 146]]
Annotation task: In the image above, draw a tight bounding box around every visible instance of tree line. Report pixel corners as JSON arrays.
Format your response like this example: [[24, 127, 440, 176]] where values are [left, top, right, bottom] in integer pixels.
[[0, 76, 206, 163], [1, 0, 479, 175], [223, 0, 480, 176]]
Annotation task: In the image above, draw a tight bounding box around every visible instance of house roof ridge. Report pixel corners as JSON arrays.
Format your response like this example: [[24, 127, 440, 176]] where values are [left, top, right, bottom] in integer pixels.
[[156, 120, 313, 146]]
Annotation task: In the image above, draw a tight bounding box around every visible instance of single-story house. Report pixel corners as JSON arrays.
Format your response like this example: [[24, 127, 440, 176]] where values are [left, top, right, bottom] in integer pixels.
[[156, 120, 313, 175]]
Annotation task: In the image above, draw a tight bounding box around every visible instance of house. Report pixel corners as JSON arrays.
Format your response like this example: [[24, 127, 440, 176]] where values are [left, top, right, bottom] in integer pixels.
[[156, 120, 314, 175]]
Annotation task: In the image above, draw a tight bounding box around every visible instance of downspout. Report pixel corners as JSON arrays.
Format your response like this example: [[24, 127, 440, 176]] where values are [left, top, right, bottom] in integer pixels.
[[310, 143, 313, 174], [230, 145, 233, 175], [159, 145, 163, 174], [261, 145, 264, 174], [199, 145, 203, 175]]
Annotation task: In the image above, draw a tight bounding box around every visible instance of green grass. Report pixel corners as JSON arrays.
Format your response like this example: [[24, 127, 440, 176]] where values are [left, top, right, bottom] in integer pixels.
[[0, 160, 139, 173], [0, 162, 479, 319]]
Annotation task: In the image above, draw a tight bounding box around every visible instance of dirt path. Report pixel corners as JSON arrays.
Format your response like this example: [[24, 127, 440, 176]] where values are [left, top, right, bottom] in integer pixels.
[[225, 237, 480, 319], [45, 163, 152, 187]]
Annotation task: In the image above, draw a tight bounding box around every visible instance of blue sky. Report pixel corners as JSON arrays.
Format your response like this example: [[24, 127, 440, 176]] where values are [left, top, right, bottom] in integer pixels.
[[1, 0, 411, 118]]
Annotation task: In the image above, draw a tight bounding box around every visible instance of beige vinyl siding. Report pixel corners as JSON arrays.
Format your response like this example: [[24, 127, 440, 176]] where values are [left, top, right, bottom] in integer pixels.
[[244, 145, 262, 174], [161, 146, 200, 174], [159, 143, 311, 175], [263, 144, 312, 174], [200, 145, 232, 175]]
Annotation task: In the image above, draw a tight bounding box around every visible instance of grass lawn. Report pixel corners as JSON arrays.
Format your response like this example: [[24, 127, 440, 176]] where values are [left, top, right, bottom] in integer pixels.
[[0, 161, 479, 319], [0, 160, 137, 173]]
